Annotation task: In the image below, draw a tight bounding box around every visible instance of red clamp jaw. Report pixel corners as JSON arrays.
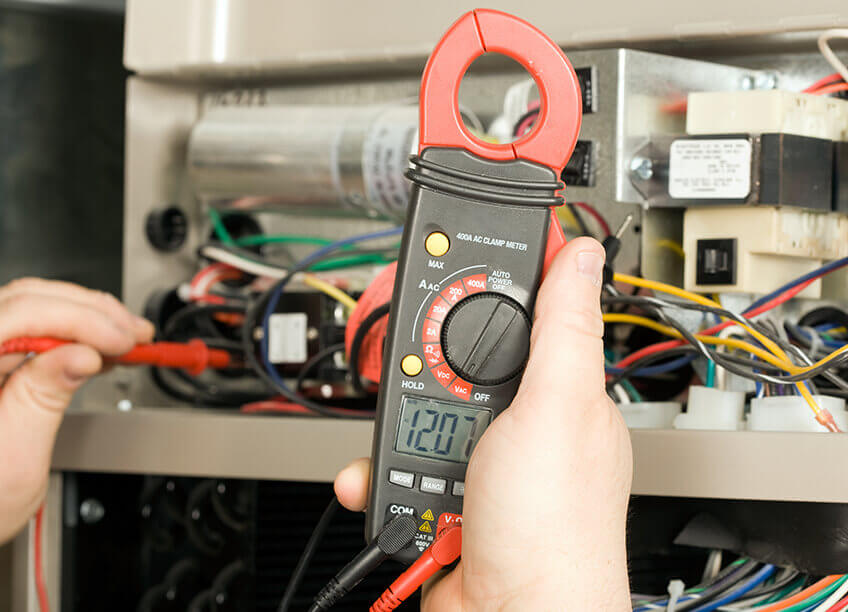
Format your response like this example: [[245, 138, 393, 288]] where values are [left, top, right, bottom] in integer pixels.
[[418, 9, 583, 271]]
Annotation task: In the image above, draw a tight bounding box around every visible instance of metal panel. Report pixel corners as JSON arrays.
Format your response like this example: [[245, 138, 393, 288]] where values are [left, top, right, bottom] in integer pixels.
[[52, 410, 848, 503], [123, 0, 847, 78]]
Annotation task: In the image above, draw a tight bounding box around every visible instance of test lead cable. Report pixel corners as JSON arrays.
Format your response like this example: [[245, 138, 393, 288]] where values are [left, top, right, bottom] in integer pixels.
[[370, 524, 463, 612], [307, 514, 418, 611]]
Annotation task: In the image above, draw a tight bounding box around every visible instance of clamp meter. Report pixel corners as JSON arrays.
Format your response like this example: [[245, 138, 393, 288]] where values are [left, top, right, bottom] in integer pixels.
[[366, 9, 583, 563]]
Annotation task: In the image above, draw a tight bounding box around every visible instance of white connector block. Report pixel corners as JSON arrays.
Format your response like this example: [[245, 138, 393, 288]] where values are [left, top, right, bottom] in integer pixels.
[[682, 205, 848, 296], [687, 90, 848, 141], [617, 402, 682, 429], [748, 395, 848, 432], [674, 386, 746, 431]]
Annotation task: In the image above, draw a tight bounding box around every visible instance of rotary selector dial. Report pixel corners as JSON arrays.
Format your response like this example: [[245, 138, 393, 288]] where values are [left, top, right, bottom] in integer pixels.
[[440, 292, 531, 386]]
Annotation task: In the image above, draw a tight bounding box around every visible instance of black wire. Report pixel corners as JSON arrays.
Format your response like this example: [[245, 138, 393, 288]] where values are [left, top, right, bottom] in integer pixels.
[[674, 560, 760, 611], [727, 569, 800, 605], [295, 343, 346, 392], [349, 303, 391, 395], [566, 202, 593, 238], [241, 280, 374, 419], [604, 293, 848, 384], [277, 498, 340, 612], [161, 303, 246, 340]]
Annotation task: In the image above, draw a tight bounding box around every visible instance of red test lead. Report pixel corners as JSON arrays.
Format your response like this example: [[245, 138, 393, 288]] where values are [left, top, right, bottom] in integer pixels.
[[370, 524, 463, 612], [0, 337, 233, 375]]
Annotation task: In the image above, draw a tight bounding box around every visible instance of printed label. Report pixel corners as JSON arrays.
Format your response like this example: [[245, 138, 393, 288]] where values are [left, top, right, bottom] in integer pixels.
[[668, 139, 752, 199], [267, 313, 308, 364], [361, 106, 418, 217]]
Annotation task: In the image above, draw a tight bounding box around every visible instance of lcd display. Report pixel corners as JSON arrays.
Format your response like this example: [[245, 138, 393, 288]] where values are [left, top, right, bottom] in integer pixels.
[[395, 396, 492, 464]]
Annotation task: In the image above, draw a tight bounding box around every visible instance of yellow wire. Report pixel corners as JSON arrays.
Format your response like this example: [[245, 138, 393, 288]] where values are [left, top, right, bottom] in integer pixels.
[[302, 274, 358, 310], [655, 239, 685, 259]]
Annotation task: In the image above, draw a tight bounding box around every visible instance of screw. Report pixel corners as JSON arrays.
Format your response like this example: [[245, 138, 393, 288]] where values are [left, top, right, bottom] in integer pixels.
[[755, 72, 778, 90], [306, 327, 319, 341], [629, 157, 654, 181], [141, 505, 151, 518], [217, 483, 226, 494], [216, 593, 226, 605], [80, 498, 105, 524], [192, 509, 201, 521], [320, 384, 333, 398], [740, 75, 755, 90], [166, 480, 175, 492], [117, 399, 132, 412]]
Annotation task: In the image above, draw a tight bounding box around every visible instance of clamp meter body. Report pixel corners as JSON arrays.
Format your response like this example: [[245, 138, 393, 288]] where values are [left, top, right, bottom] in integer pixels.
[[365, 9, 583, 564]]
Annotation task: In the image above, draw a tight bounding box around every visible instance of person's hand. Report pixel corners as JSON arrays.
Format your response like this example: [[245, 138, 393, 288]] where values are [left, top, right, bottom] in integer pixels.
[[0, 278, 154, 543], [334, 237, 633, 610]]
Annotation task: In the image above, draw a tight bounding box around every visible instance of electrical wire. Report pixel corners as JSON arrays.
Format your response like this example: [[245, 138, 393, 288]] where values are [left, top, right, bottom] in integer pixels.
[[566, 202, 593, 237], [243, 227, 402, 418], [198, 245, 359, 309], [803, 72, 845, 92], [348, 302, 391, 394], [572, 201, 612, 237], [754, 576, 843, 612], [690, 565, 776, 612], [813, 578, 848, 612], [818, 30, 848, 84], [278, 498, 340, 612], [813, 82, 848, 96], [295, 343, 346, 392], [34, 505, 49, 612]]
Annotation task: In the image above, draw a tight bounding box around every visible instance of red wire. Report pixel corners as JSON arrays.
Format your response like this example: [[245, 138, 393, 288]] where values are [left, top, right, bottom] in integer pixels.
[[812, 82, 848, 96], [803, 72, 845, 92], [240, 400, 366, 416], [827, 593, 848, 611], [611, 277, 815, 370], [572, 202, 612, 237], [34, 505, 49, 612]]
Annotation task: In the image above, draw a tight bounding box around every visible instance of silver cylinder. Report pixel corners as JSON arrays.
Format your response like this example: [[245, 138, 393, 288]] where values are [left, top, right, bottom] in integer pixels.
[[187, 104, 418, 220]]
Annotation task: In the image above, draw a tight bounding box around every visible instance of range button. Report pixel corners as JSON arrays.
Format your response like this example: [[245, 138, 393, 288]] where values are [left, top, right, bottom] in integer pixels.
[[420, 476, 447, 495]]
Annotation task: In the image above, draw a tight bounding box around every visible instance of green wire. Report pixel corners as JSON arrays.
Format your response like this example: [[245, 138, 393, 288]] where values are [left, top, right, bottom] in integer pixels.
[[208, 208, 236, 245], [705, 360, 716, 388], [308, 253, 396, 272], [777, 575, 848, 612], [758, 577, 806, 605], [235, 234, 335, 247], [620, 379, 643, 402]]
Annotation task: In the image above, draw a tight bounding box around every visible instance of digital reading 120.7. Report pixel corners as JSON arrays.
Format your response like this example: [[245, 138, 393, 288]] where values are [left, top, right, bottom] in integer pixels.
[[395, 396, 492, 464]]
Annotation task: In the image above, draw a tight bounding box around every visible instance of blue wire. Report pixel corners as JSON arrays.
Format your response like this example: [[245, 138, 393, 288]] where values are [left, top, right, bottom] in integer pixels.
[[747, 255, 848, 312], [605, 354, 697, 377], [688, 564, 776, 612], [259, 227, 404, 394]]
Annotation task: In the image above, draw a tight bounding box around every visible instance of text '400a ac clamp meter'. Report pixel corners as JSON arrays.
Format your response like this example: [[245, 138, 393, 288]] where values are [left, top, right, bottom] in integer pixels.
[[366, 9, 583, 562]]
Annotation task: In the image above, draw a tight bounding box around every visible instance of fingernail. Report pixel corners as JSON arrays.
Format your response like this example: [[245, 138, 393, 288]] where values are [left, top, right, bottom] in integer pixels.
[[133, 316, 155, 339], [577, 250, 604, 287]]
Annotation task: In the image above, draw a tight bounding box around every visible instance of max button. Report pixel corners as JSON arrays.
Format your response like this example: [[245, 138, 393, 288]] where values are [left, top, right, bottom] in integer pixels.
[[425, 231, 450, 257]]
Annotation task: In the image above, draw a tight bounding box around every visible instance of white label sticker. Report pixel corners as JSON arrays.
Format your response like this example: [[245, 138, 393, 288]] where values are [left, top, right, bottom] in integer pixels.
[[361, 106, 417, 217], [268, 313, 308, 364], [668, 139, 752, 199]]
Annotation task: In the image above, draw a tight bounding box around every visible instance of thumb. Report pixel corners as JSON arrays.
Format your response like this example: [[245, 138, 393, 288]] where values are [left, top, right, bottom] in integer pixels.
[[515, 237, 607, 414], [0, 344, 102, 478]]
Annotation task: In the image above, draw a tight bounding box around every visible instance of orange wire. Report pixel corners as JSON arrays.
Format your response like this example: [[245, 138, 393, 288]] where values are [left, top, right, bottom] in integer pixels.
[[34, 505, 49, 612], [812, 82, 848, 95], [803, 72, 844, 92], [755, 575, 842, 612]]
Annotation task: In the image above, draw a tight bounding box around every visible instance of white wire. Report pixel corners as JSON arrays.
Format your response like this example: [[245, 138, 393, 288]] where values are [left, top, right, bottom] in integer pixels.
[[715, 327, 746, 390], [200, 245, 288, 279], [811, 576, 848, 611], [612, 384, 631, 404], [818, 29, 848, 84]]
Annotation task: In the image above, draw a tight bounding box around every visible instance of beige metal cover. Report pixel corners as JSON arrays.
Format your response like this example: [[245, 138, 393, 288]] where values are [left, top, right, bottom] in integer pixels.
[[125, 0, 848, 77]]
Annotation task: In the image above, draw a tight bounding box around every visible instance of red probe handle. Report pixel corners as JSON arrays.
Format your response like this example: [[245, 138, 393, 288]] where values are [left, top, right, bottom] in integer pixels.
[[418, 9, 582, 175], [0, 337, 232, 375], [370, 526, 463, 612]]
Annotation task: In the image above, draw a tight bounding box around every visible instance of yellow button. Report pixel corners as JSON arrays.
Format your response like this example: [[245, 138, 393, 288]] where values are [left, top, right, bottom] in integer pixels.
[[425, 232, 450, 257], [401, 354, 423, 376]]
